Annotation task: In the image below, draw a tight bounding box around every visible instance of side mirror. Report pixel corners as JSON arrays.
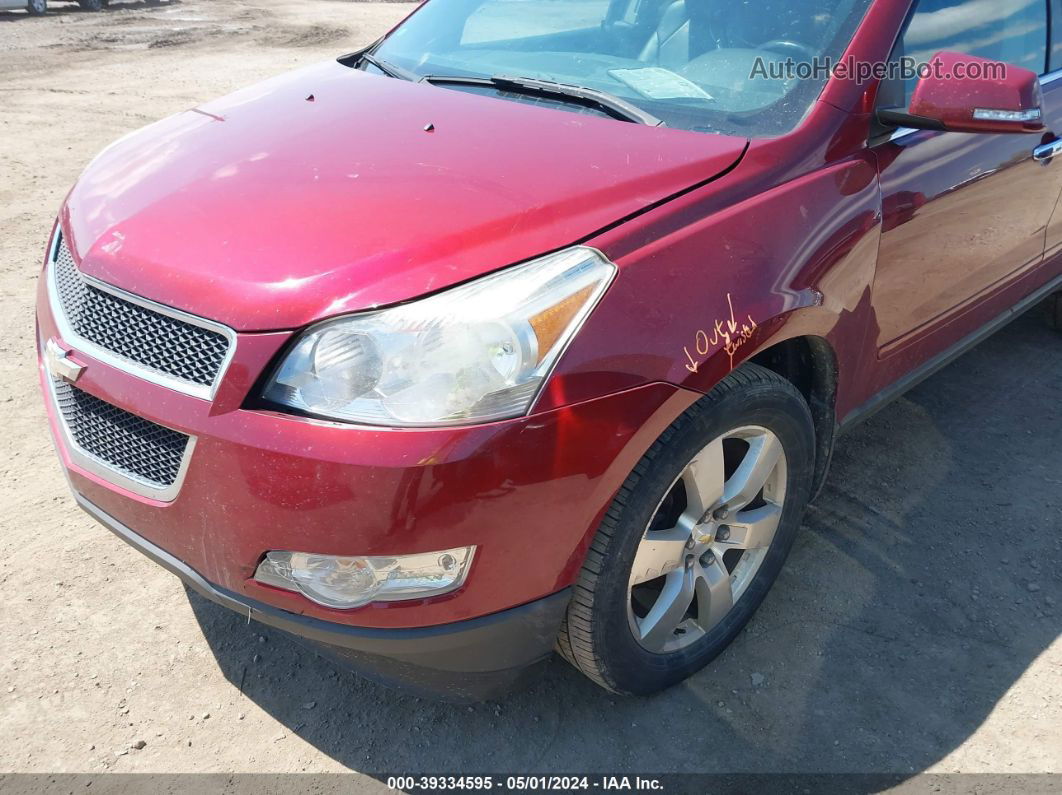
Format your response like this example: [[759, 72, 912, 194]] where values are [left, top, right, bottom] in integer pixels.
[[877, 51, 1044, 134]]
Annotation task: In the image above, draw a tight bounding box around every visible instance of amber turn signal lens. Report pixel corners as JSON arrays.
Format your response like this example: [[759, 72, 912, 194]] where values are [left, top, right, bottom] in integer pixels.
[[529, 285, 596, 363]]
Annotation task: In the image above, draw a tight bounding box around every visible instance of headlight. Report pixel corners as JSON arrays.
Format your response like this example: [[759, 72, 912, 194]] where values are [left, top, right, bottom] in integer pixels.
[[262, 246, 616, 426], [254, 547, 475, 609]]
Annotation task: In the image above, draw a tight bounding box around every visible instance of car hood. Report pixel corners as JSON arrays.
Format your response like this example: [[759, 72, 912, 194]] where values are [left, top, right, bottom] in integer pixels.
[[63, 60, 748, 331]]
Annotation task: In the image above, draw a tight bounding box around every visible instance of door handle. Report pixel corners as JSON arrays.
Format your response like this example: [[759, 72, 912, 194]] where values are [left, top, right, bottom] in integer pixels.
[[1033, 138, 1062, 163]]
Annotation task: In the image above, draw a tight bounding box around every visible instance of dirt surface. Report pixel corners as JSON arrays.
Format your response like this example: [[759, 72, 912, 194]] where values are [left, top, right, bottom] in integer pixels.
[[1, 0, 1060, 786]]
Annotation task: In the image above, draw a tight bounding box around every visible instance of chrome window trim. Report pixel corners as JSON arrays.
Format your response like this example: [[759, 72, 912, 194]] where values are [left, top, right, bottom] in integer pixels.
[[1042, 68, 1062, 85], [43, 371, 196, 503], [884, 70, 1062, 145], [45, 231, 238, 401]]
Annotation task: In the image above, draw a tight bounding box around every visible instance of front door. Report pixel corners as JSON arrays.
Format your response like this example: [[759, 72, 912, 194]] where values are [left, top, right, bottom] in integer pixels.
[[871, 0, 1061, 355]]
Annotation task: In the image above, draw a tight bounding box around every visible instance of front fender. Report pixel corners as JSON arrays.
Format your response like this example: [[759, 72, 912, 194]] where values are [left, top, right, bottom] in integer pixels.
[[536, 152, 883, 419]]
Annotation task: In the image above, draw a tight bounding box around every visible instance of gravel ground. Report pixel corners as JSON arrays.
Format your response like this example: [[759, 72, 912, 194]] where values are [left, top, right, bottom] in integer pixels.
[[0, 0, 1060, 787]]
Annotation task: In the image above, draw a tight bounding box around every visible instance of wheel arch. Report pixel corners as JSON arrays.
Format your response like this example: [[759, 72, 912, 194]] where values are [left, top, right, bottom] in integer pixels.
[[749, 334, 838, 501]]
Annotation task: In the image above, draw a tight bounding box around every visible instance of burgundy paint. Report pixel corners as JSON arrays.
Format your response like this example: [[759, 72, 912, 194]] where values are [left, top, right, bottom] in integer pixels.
[[908, 51, 1045, 134], [37, 0, 1062, 629], [62, 62, 748, 332]]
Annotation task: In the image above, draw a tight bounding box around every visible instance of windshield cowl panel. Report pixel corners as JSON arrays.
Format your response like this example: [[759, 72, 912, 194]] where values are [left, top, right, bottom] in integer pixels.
[[372, 0, 874, 138]]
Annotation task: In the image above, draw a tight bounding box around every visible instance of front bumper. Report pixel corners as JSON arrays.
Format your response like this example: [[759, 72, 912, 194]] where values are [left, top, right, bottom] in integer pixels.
[[35, 230, 697, 692], [38, 341, 688, 629], [80, 494, 572, 701], [38, 263, 693, 627]]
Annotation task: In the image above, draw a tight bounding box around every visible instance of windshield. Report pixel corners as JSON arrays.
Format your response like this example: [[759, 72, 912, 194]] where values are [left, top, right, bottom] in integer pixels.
[[369, 0, 873, 137]]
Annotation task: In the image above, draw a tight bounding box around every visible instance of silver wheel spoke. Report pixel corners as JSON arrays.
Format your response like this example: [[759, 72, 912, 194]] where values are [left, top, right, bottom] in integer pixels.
[[719, 503, 782, 551], [637, 568, 695, 650], [628, 424, 788, 654], [694, 557, 734, 631], [674, 506, 703, 538], [629, 527, 690, 586], [722, 431, 783, 511], [681, 437, 725, 517]]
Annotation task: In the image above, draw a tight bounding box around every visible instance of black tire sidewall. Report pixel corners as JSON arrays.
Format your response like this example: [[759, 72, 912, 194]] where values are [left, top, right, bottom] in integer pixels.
[[591, 375, 815, 695]]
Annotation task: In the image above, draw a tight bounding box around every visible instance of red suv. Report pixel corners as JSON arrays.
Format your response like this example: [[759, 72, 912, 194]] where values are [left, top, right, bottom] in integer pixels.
[[36, 0, 1062, 700]]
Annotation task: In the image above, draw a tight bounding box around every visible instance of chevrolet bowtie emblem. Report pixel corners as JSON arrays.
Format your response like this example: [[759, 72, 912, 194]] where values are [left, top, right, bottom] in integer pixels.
[[45, 339, 85, 384]]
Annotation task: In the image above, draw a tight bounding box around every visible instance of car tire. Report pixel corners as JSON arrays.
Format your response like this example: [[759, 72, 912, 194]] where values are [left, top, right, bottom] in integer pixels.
[[78, 0, 107, 10], [557, 364, 815, 695], [27, 0, 47, 15]]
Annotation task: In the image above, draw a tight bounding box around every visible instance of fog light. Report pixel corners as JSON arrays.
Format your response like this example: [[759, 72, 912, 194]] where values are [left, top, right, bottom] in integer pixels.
[[253, 547, 475, 609]]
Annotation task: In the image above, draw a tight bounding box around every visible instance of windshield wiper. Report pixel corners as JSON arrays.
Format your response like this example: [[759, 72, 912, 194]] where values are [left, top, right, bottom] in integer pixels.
[[423, 73, 664, 127], [359, 52, 418, 82], [355, 57, 664, 127]]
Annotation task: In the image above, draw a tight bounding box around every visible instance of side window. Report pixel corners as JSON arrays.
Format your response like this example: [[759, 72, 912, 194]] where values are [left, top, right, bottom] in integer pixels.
[[461, 0, 612, 45], [897, 0, 1048, 101]]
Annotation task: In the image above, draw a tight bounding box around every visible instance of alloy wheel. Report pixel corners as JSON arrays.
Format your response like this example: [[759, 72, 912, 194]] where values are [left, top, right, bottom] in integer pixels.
[[626, 425, 788, 653]]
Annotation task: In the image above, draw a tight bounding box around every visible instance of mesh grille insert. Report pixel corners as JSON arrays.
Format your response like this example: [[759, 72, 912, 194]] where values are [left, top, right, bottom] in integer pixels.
[[52, 238, 230, 389], [53, 378, 190, 489]]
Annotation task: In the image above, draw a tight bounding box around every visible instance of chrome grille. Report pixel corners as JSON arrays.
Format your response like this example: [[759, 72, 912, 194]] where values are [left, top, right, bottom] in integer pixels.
[[52, 378, 190, 490], [51, 237, 232, 391]]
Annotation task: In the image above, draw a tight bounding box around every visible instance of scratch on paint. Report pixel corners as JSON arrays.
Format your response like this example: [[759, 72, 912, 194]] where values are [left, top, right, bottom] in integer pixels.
[[191, 108, 226, 123]]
